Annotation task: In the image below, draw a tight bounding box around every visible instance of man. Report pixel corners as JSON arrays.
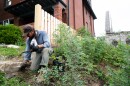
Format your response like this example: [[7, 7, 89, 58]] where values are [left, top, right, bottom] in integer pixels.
[[22, 24, 53, 71]]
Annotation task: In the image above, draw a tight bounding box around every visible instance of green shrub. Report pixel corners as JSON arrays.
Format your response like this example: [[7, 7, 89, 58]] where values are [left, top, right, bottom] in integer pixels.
[[0, 24, 24, 45], [77, 28, 130, 85], [52, 24, 86, 85], [40, 24, 130, 85]]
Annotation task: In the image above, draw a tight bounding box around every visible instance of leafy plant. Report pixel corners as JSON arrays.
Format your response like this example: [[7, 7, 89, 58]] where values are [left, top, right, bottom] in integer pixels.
[[52, 24, 130, 85], [1, 24, 129, 86], [0, 24, 24, 45], [0, 72, 27, 86]]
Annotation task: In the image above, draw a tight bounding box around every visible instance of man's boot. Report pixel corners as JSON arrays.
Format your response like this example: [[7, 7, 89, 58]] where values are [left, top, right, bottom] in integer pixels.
[[19, 60, 31, 71]]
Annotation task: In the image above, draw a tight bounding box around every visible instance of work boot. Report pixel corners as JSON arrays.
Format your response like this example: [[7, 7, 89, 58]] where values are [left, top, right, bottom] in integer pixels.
[[19, 60, 31, 71]]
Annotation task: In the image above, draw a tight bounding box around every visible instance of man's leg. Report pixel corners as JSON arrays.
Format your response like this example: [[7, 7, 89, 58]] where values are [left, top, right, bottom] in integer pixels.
[[40, 48, 53, 66], [30, 52, 42, 71]]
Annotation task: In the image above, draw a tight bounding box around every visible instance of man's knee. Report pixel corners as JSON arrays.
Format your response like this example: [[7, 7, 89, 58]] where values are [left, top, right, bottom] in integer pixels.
[[31, 52, 36, 59], [42, 48, 53, 55]]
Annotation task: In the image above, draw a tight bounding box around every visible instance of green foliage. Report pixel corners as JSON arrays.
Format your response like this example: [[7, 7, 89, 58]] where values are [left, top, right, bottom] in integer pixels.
[[0, 45, 25, 59], [50, 24, 85, 85], [40, 66, 61, 85], [52, 24, 130, 85], [0, 24, 24, 45], [0, 72, 27, 86], [1, 24, 129, 85], [77, 26, 91, 37]]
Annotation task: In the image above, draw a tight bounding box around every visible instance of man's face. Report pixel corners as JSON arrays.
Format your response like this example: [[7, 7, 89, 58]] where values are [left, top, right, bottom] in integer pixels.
[[27, 30, 35, 38]]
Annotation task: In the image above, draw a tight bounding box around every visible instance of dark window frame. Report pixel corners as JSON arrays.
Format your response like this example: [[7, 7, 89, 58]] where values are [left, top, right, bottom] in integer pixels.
[[1, 18, 14, 25], [5, 0, 12, 7]]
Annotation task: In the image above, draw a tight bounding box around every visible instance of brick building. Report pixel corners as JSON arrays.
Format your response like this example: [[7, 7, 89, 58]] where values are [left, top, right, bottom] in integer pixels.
[[0, 0, 96, 36]]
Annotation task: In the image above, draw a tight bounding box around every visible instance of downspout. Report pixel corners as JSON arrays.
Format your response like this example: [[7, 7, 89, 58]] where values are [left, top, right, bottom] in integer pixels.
[[82, 0, 85, 26], [68, 0, 70, 28], [73, 0, 76, 29]]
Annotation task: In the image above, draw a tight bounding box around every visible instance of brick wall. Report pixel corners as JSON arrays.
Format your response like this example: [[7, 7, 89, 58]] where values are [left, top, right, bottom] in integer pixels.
[[11, 0, 25, 5], [62, 0, 95, 35], [0, 0, 95, 35], [0, 0, 13, 20], [54, 2, 62, 21]]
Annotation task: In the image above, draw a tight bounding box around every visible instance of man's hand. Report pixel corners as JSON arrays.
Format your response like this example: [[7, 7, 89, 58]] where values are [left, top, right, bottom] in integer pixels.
[[30, 44, 44, 53], [37, 44, 44, 48], [31, 45, 39, 51]]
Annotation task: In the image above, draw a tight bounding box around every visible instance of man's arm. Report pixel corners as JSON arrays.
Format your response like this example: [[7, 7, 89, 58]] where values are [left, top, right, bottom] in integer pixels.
[[38, 31, 51, 48]]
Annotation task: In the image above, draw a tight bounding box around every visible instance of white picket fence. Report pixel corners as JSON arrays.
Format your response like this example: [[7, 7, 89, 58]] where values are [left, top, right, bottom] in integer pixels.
[[34, 4, 75, 45], [41, 10, 62, 44]]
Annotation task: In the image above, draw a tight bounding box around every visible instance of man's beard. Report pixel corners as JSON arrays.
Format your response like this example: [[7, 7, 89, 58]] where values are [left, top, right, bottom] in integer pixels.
[[30, 33, 35, 39]]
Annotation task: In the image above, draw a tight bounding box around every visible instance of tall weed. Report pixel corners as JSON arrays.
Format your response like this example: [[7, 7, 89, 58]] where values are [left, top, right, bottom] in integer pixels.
[[44, 24, 130, 85]]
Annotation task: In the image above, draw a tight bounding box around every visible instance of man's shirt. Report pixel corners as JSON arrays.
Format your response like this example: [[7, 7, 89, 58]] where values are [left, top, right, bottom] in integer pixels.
[[24, 30, 51, 60]]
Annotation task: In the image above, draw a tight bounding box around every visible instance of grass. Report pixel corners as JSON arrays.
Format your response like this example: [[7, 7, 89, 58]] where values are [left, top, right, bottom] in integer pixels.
[[0, 45, 25, 58]]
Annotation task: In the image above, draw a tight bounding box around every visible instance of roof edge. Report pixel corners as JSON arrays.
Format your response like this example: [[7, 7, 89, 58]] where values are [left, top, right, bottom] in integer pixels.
[[84, 0, 97, 19]]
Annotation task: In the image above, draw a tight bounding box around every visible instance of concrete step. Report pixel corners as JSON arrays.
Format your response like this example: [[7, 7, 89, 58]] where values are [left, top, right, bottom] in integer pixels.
[[0, 61, 22, 73]]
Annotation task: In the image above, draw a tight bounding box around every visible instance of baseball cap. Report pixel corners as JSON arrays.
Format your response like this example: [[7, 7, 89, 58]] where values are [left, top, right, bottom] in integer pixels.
[[22, 24, 34, 36]]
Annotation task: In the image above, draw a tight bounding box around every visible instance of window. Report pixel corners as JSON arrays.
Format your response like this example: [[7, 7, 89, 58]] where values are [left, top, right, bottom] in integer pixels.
[[0, 21, 3, 25], [112, 39, 118, 46], [5, 0, 11, 7], [2, 19, 14, 25], [86, 22, 88, 29], [126, 38, 130, 45], [3, 19, 10, 25], [62, 9, 67, 23]]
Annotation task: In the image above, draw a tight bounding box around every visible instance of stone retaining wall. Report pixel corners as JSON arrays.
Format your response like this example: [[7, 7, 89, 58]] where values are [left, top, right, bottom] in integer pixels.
[[105, 31, 130, 45]]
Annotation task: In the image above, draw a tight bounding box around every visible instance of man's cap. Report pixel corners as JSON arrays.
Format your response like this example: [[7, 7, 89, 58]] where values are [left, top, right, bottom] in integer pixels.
[[23, 24, 34, 36]]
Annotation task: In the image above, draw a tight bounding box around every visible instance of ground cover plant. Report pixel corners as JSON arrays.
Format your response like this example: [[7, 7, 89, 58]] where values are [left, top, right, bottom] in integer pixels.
[[46, 24, 130, 86]]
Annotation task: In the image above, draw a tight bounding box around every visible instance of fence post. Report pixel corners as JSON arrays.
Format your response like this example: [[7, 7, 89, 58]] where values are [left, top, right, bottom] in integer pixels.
[[34, 4, 42, 30]]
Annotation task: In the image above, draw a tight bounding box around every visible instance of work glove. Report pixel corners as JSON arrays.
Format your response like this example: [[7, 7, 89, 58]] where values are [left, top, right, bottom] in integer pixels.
[[30, 45, 39, 51], [32, 45, 43, 53]]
